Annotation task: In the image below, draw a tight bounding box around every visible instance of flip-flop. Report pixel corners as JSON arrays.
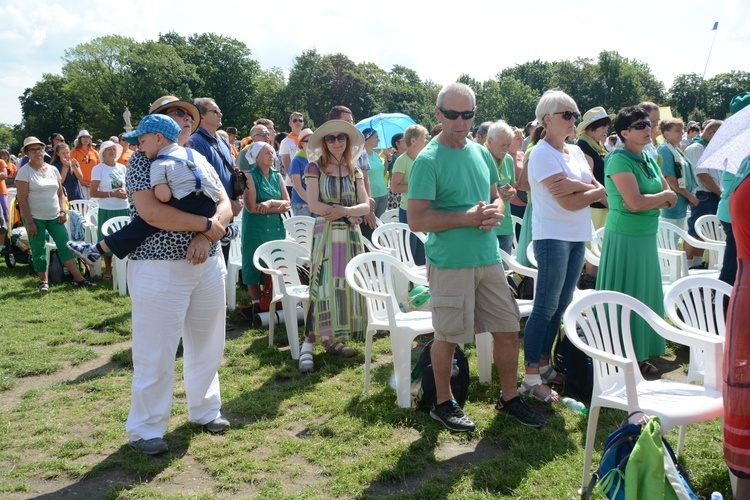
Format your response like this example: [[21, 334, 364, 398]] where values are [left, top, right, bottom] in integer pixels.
[[520, 380, 560, 404], [639, 361, 658, 375]]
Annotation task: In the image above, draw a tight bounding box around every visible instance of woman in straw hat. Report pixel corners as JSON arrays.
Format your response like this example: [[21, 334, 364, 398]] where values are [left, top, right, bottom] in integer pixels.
[[299, 120, 371, 373], [70, 129, 99, 198], [15, 136, 96, 291]]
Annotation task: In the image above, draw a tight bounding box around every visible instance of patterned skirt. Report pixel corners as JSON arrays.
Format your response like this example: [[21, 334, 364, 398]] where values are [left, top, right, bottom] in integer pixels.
[[305, 219, 367, 343], [724, 258, 750, 479]]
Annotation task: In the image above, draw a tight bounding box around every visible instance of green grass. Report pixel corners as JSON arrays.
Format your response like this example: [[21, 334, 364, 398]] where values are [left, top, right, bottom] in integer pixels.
[[0, 262, 734, 498]]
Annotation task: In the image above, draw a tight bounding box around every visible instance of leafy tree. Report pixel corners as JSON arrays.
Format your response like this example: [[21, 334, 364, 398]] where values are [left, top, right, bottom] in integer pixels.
[[19, 74, 84, 145], [496, 77, 539, 127], [705, 71, 750, 118], [498, 60, 554, 94], [0, 123, 21, 152], [668, 73, 705, 120], [381, 65, 435, 126]]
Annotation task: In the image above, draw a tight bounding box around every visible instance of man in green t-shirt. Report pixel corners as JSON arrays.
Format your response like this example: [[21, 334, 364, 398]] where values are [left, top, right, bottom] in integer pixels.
[[485, 120, 517, 257], [408, 83, 545, 432]]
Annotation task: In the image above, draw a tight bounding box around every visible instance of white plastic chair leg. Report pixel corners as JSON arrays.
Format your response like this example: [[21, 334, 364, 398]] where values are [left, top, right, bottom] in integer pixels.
[[677, 424, 687, 458], [268, 301, 278, 348], [226, 274, 237, 311], [581, 405, 601, 493], [476, 332, 494, 385], [281, 299, 301, 360], [391, 331, 415, 408], [363, 329, 376, 394]]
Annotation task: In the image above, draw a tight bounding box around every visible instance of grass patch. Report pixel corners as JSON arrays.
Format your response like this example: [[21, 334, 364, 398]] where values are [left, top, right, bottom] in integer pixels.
[[0, 262, 734, 498]]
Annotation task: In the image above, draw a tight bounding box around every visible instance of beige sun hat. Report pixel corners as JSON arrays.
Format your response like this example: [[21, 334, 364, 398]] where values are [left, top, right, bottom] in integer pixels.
[[149, 95, 201, 133], [577, 107, 616, 135], [305, 120, 365, 163], [22, 136, 46, 154]]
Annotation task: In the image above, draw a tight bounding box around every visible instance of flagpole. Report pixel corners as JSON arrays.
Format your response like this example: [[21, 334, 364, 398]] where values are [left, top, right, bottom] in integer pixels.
[[693, 22, 719, 116]]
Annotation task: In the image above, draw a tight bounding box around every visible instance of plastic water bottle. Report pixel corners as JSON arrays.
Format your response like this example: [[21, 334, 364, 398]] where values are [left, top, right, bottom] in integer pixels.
[[710, 492, 723, 500], [561, 396, 588, 414], [451, 359, 459, 378]]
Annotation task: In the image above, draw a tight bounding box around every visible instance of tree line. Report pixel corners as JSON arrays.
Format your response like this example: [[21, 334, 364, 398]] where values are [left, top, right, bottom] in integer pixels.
[[2, 32, 748, 152]]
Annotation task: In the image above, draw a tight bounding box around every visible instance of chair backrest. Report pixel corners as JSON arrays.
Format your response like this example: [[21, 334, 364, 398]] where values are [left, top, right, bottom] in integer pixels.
[[252, 239, 309, 295], [69, 199, 96, 217], [656, 221, 682, 251], [664, 276, 732, 337], [85, 207, 98, 227], [499, 248, 538, 289], [371, 222, 424, 268], [526, 241, 537, 268], [280, 210, 293, 221], [228, 233, 242, 260], [584, 227, 605, 267], [694, 215, 726, 243], [379, 209, 400, 224], [283, 216, 316, 252], [345, 252, 411, 326], [101, 216, 130, 236]]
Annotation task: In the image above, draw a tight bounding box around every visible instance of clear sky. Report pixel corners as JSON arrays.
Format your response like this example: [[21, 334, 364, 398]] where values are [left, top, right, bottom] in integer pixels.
[[1, 0, 748, 126]]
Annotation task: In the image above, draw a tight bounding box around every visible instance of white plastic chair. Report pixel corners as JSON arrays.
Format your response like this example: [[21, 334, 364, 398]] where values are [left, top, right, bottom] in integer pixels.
[[695, 214, 726, 269], [253, 240, 310, 360], [280, 210, 293, 222], [101, 216, 130, 296], [562, 290, 724, 492], [584, 227, 605, 267], [526, 241, 537, 268], [379, 209, 400, 224], [225, 225, 243, 311], [371, 222, 426, 270], [82, 208, 100, 276], [283, 215, 316, 253], [664, 276, 732, 384], [511, 215, 523, 257], [345, 252, 434, 408], [657, 220, 724, 274], [68, 199, 97, 219]]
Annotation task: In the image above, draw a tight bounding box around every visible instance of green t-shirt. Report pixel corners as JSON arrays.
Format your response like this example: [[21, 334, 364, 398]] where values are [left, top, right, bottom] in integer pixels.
[[492, 152, 516, 236], [604, 149, 664, 236], [408, 139, 501, 269], [367, 151, 389, 198], [717, 171, 736, 223], [392, 153, 414, 210]]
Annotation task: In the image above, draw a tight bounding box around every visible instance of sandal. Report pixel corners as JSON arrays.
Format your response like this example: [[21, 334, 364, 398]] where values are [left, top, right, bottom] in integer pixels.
[[237, 305, 256, 321], [299, 352, 314, 373], [326, 342, 356, 358], [38, 281, 50, 293], [520, 380, 560, 404], [539, 364, 566, 385], [639, 361, 658, 375]]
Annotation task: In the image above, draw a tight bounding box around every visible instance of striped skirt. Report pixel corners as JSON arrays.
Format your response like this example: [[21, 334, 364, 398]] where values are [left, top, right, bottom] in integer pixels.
[[724, 258, 750, 479], [305, 219, 367, 343]]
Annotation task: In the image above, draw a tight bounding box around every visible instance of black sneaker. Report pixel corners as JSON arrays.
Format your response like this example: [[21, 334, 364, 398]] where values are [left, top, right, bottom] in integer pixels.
[[430, 399, 476, 432], [495, 395, 546, 428]]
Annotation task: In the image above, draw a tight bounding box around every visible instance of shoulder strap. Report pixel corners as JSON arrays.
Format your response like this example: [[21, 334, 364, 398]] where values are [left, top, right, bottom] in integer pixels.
[[196, 129, 234, 173], [155, 149, 201, 191]]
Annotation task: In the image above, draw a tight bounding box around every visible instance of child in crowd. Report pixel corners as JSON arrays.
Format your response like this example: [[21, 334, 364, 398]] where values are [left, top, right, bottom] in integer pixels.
[[68, 114, 236, 264]]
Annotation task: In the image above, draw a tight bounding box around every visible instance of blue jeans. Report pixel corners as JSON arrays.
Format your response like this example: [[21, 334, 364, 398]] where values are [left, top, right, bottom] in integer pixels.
[[398, 207, 425, 266], [291, 202, 311, 217], [523, 239, 585, 366]]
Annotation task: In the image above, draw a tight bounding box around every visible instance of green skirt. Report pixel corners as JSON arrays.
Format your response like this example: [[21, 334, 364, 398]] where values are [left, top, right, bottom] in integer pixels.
[[596, 231, 665, 361]]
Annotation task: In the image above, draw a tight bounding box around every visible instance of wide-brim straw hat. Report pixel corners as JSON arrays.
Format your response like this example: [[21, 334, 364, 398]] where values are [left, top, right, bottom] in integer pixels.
[[305, 120, 364, 163], [99, 140, 123, 162], [149, 95, 201, 134], [576, 106, 616, 135], [22, 136, 46, 154]]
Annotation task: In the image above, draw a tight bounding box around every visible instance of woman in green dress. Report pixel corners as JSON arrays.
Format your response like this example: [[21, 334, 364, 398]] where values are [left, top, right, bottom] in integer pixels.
[[241, 142, 291, 309], [596, 106, 678, 374]]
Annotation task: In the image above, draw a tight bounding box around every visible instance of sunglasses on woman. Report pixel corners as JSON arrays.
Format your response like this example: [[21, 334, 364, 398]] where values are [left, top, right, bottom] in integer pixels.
[[166, 108, 192, 120], [627, 120, 652, 131], [325, 133, 348, 144], [553, 111, 581, 121], [438, 107, 475, 120]]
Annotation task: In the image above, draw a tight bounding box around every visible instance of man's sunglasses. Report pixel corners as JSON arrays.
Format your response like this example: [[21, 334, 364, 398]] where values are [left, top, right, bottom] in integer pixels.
[[627, 120, 652, 131], [553, 111, 581, 121], [252, 132, 270, 138], [292, 118, 304, 123], [438, 107, 475, 120], [325, 133, 348, 144]]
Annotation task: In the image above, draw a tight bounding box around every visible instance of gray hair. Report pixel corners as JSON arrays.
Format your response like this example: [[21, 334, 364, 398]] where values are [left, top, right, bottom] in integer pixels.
[[436, 83, 476, 108], [475, 121, 493, 140], [535, 90, 578, 125], [486, 120, 514, 142], [638, 101, 660, 115], [193, 97, 217, 116]]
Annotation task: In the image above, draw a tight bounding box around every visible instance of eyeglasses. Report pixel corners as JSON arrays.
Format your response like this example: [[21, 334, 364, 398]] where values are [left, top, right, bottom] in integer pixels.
[[325, 133, 348, 144], [627, 120, 652, 131], [438, 107, 476, 120], [252, 132, 270, 138], [206, 109, 222, 115], [553, 111, 581, 121], [166, 108, 193, 120], [292, 118, 304, 123], [53, 137, 65, 142], [27, 147, 44, 153]]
